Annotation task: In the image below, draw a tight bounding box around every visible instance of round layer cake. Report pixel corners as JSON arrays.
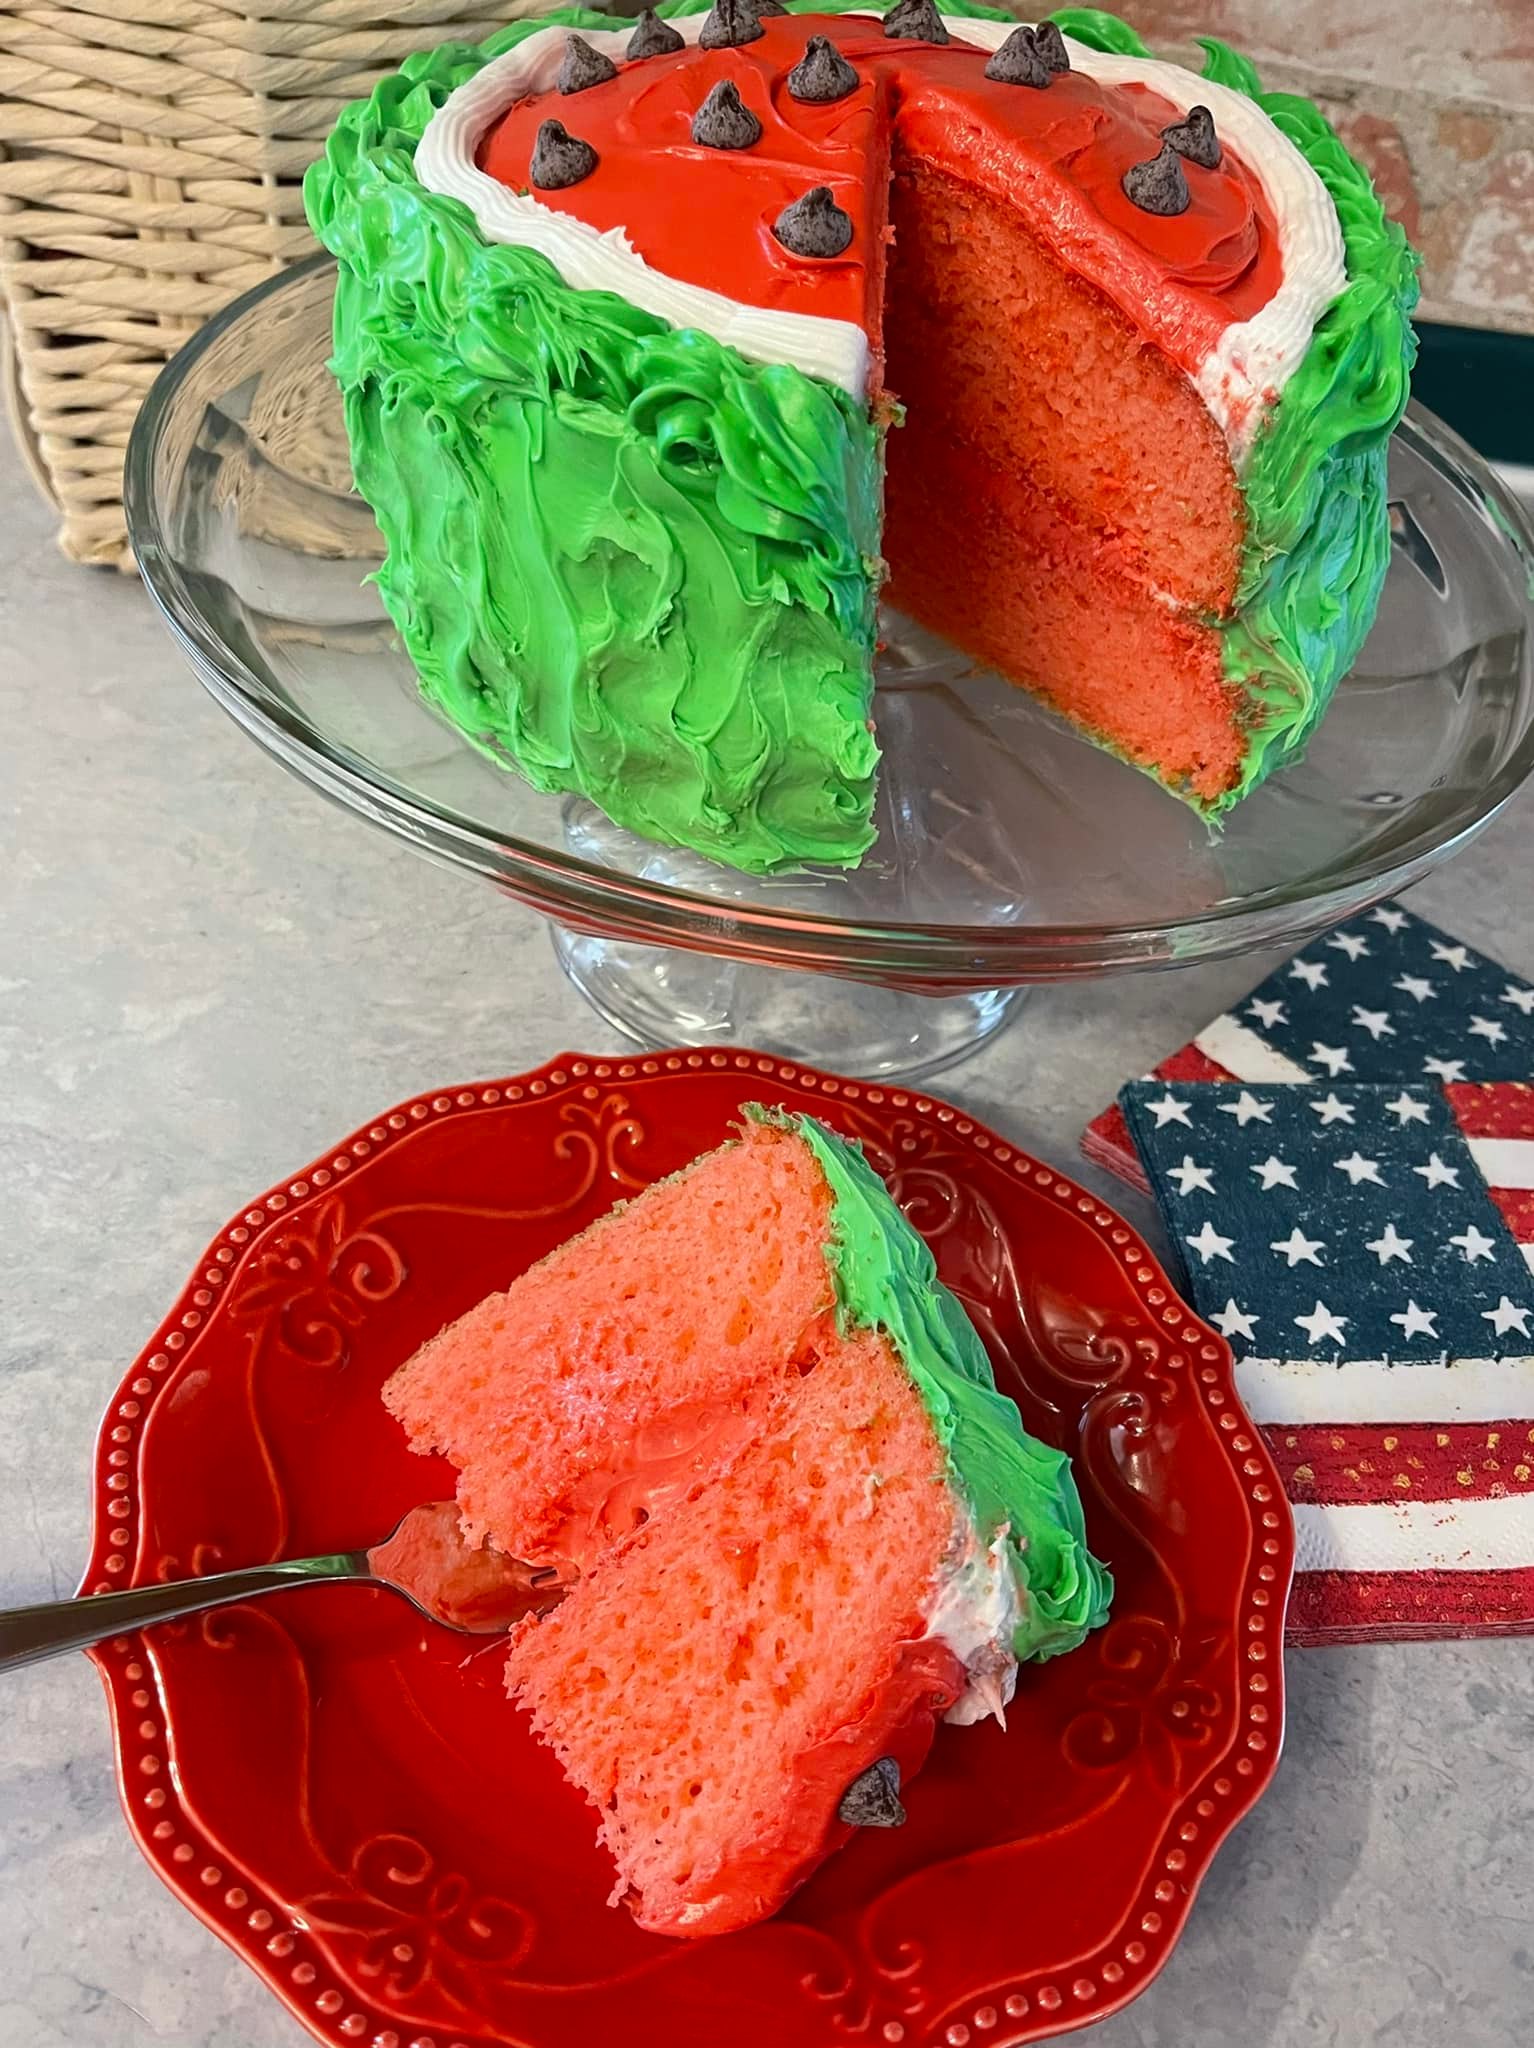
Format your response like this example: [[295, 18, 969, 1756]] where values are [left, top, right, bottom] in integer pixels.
[[306, 4, 1418, 874]]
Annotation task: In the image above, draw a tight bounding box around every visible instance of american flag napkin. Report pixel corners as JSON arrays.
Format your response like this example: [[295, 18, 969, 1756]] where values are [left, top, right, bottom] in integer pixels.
[[1120, 1078, 1534, 1643], [1083, 901, 1534, 1193]]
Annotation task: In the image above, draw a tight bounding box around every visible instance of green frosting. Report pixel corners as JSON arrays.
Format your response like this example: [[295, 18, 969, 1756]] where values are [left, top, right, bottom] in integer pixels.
[[763, 1108, 1113, 1665], [1053, 9, 1420, 809], [305, 10, 881, 875], [1046, 6, 1152, 53]]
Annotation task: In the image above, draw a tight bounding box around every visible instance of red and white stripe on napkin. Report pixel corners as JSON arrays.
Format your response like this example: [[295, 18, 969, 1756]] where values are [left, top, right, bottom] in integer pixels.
[[1088, 1014, 1534, 1643]]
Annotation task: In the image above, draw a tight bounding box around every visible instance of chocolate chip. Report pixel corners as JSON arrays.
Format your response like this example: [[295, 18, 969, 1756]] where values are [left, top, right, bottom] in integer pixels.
[[983, 26, 1049, 87], [774, 184, 854, 257], [698, 0, 765, 50], [838, 1756, 906, 1828], [530, 119, 598, 189], [556, 33, 618, 95], [787, 34, 859, 103], [691, 78, 763, 149], [1033, 19, 1071, 73], [883, 0, 949, 46], [626, 9, 685, 59], [1122, 140, 1190, 216], [1162, 103, 1222, 169]]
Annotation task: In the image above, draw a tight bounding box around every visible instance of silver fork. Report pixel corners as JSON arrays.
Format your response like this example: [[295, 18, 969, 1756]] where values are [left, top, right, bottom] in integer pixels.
[[0, 1501, 565, 1673]]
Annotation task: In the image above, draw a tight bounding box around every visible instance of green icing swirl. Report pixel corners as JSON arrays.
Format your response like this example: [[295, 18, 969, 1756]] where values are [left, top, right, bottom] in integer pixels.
[[305, 10, 881, 875], [1046, 6, 1152, 54], [1052, 9, 1420, 809], [761, 1108, 1113, 1665]]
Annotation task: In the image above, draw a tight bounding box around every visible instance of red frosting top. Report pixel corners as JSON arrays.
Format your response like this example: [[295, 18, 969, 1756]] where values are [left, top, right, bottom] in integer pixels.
[[477, 15, 1282, 383]]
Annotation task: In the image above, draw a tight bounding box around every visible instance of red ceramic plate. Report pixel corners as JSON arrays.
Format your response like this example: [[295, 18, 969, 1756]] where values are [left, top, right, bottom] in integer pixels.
[[86, 1052, 1293, 2048]]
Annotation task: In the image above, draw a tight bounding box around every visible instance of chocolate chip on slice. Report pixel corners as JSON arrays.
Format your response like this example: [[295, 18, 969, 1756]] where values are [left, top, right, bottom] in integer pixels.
[[626, 9, 685, 59], [530, 118, 599, 189], [1033, 19, 1071, 73], [1122, 140, 1190, 216], [698, 0, 765, 50], [983, 25, 1049, 87], [774, 184, 855, 257], [787, 34, 860, 103], [838, 1757, 906, 1828], [691, 78, 763, 149], [1161, 103, 1222, 169], [557, 33, 618, 94], [883, 0, 950, 45]]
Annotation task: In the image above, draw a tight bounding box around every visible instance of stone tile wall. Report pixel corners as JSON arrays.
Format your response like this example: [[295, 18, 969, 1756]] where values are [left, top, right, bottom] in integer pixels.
[[1121, 0, 1534, 332]]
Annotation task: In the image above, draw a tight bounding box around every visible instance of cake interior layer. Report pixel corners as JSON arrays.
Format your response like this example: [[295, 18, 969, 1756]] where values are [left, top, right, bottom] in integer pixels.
[[504, 1319, 961, 1937], [383, 1121, 835, 1569], [885, 410, 1246, 802], [881, 156, 1250, 803]]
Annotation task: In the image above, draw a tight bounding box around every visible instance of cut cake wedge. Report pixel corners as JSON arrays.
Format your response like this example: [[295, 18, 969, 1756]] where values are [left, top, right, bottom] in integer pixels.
[[384, 1109, 1111, 1935]]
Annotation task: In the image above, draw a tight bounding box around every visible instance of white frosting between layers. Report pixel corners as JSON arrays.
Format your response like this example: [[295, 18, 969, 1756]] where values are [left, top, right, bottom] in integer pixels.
[[923, 1508, 1021, 1727], [414, 13, 1348, 463]]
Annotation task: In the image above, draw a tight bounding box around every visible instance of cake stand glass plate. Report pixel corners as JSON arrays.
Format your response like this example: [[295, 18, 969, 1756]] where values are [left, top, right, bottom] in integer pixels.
[[85, 1056, 1293, 2048], [127, 255, 1534, 1077]]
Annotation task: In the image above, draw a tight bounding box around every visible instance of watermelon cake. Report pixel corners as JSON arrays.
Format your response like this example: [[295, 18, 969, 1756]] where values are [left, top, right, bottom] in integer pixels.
[[306, 4, 1417, 873], [383, 1108, 1111, 1935]]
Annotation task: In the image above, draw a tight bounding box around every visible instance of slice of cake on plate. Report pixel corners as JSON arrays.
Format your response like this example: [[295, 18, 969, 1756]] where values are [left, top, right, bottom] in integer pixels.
[[384, 1107, 1111, 1935], [308, 4, 1417, 871]]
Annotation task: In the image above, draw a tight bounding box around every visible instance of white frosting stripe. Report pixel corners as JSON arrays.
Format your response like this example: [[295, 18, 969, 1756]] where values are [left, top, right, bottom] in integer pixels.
[[415, 12, 1348, 459]]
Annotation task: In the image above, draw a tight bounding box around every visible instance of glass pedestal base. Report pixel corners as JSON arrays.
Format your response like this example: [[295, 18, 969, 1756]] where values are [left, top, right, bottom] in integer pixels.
[[550, 927, 1024, 1080], [129, 256, 1534, 1057]]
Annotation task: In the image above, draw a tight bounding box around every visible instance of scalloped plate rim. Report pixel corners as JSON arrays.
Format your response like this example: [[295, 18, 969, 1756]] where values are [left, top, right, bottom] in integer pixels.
[[82, 1046, 1296, 2048]]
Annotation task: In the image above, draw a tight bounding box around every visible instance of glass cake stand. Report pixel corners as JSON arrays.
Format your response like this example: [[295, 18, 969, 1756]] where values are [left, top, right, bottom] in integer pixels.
[[126, 254, 1534, 1079]]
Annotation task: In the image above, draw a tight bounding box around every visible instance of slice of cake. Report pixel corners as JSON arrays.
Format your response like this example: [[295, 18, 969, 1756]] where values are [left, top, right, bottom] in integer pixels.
[[384, 1109, 1111, 1935], [307, 4, 1418, 873]]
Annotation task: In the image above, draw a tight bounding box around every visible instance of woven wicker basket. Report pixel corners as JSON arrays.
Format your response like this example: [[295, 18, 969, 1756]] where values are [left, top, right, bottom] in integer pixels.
[[0, 0, 572, 568]]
